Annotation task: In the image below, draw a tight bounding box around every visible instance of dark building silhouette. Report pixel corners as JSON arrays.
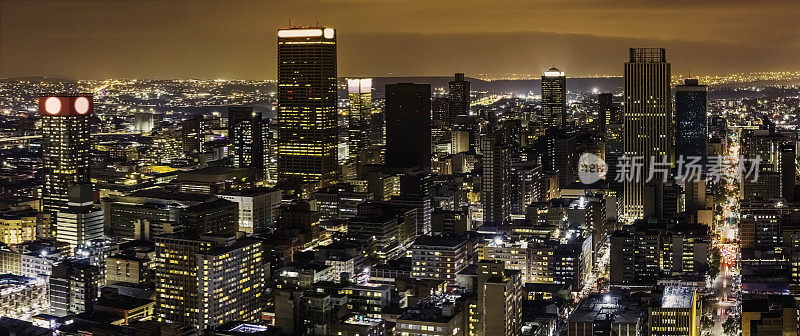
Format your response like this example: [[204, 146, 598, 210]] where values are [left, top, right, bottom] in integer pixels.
[[539, 127, 577, 188], [447, 73, 470, 127], [180, 198, 239, 236], [277, 27, 338, 185], [597, 92, 615, 133], [675, 79, 708, 171], [228, 106, 265, 177], [481, 134, 511, 225], [181, 115, 205, 155], [385, 83, 431, 170]]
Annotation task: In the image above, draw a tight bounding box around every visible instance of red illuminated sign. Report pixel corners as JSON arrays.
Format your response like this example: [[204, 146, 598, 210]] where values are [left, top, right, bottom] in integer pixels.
[[38, 96, 94, 116]]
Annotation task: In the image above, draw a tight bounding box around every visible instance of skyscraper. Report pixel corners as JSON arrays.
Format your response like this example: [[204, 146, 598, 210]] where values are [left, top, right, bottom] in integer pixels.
[[541, 68, 567, 128], [347, 78, 373, 159], [228, 106, 265, 177], [40, 96, 92, 215], [623, 48, 672, 221], [598, 92, 615, 133], [55, 184, 103, 252], [481, 134, 511, 225], [385, 83, 431, 170], [675, 79, 708, 170], [448, 73, 470, 126], [181, 115, 205, 155], [49, 260, 101, 316], [277, 27, 338, 185]]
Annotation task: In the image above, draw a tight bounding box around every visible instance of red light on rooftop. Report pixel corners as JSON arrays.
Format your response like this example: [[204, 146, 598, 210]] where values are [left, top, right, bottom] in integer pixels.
[[38, 96, 93, 116]]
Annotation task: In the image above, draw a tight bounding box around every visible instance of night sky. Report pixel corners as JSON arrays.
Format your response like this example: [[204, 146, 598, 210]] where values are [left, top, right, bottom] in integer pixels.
[[2, 0, 798, 79]]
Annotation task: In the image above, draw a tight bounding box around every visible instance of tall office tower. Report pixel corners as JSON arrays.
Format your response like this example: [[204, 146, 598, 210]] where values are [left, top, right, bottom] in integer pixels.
[[56, 184, 103, 252], [539, 127, 577, 188], [385, 83, 432, 170], [265, 120, 280, 186], [623, 48, 672, 221], [40, 96, 92, 215], [448, 73, 470, 126], [780, 143, 796, 202], [675, 79, 708, 171], [228, 106, 265, 178], [181, 115, 205, 155], [605, 123, 624, 188], [481, 134, 511, 225], [431, 97, 450, 130], [597, 93, 614, 133], [155, 235, 264, 330], [541, 68, 567, 128], [347, 78, 373, 159], [277, 27, 338, 185], [49, 260, 101, 316]]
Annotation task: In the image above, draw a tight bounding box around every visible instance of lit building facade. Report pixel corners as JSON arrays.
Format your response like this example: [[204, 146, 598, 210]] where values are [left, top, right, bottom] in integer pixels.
[[277, 27, 338, 185], [623, 48, 672, 221], [154, 235, 264, 330], [347, 78, 373, 159], [40, 96, 92, 215], [541, 68, 567, 128]]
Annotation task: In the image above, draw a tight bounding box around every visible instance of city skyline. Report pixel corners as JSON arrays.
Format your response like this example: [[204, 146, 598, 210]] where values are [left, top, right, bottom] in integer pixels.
[[1, 1, 800, 335], [1, 0, 799, 79]]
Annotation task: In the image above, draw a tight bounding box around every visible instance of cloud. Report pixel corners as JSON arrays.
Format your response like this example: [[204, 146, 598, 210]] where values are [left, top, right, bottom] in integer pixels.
[[1, 0, 797, 79]]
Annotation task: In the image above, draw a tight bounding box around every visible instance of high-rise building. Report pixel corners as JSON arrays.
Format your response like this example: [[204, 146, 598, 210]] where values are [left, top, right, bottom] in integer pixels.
[[410, 235, 468, 283], [181, 115, 205, 155], [55, 184, 103, 252], [459, 260, 523, 336], [219, 188, 283, 234], [448, 73, 470, 126], [597, 93, 615, 133], [541, 68, 567, 128], [481, 134, 511, 225], [179, 198, 239, 236], [385, 83, 431, 170], [49, 260, 101, 316], [623, 48, 672, 221], [675, 79, 708, 171], [648, 287, 700, 336], [539, 127, 577, 188], [228, 106, 265, 177], [277, 27, 338, 185], [155, 235, 264, 330], [347, 78, 373, 159], [40, 96, 92, 215]]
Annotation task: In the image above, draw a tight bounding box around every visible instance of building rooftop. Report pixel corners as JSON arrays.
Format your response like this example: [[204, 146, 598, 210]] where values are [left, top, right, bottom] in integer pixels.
[[412, 234, 467, 248], [660, 286, 695, 309], [398, 294, 463, 323], [569, 291, 642, 325], [127, 189, 217, 203]]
